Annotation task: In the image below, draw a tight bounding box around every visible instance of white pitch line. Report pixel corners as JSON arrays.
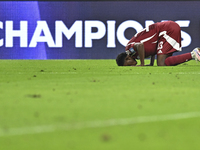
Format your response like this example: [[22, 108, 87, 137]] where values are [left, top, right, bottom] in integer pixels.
[[1, 111, 200, 137]]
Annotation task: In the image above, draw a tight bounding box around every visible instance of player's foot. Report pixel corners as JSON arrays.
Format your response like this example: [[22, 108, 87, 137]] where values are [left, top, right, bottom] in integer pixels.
[[191, 47, 200, 61]]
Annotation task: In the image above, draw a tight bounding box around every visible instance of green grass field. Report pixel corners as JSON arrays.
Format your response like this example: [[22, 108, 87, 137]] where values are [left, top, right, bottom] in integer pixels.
[[0, 59, 200, 150]]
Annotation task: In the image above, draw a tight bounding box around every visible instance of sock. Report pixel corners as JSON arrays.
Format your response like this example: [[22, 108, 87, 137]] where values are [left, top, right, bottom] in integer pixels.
[[165, 53, 192, 66]]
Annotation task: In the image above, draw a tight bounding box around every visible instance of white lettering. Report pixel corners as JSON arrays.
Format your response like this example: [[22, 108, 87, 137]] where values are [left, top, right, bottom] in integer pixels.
[[5, 21, 27, 47], [0, 20, 192, 49], [55, 21, 82, 47], [143, 20, 191, 48], [176, 20, 191, 48], [0, 21, 3, 47], [29, 21, 55, 47], [117, 20, 143, 47], [145, 20, 155, 28], [107, 20, 116, 48], [85, 20, 106, 48]]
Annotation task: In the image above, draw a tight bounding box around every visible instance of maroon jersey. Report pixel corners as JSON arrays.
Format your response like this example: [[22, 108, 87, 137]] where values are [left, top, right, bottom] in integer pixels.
[[125, 21, 182, 59]]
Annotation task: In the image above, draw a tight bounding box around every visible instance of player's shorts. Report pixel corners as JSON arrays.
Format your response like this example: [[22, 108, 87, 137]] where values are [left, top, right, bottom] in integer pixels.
[[157, 21, 182, 56]]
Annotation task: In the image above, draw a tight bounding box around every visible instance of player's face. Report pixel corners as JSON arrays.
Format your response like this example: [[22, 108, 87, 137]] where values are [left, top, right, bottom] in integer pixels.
[[123, 55, 137, 66]]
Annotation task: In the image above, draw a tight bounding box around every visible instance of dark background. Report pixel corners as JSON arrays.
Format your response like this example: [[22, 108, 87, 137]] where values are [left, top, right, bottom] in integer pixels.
[[0, 1, 199, 59]]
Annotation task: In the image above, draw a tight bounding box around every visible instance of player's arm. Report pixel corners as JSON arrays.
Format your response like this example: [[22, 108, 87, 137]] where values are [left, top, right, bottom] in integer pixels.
[[149, 55, 155, 66], [144, 55, 155, 66], [134, 43, 145, 66]]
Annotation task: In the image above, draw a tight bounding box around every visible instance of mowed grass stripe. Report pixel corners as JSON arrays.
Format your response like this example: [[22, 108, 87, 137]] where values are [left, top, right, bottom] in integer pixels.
[[1, 111, 200, 137]]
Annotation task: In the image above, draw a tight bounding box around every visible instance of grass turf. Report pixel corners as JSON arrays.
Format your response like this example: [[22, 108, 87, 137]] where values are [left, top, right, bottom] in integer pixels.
[[0, 59, 200, 150]]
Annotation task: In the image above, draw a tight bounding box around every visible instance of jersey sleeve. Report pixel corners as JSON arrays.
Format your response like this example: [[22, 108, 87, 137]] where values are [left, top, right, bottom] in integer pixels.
[[125, 42, 137, 56]]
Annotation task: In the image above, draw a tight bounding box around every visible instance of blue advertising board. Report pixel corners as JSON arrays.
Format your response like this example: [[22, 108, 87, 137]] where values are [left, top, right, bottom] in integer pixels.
[[0, 1, 199, 59]]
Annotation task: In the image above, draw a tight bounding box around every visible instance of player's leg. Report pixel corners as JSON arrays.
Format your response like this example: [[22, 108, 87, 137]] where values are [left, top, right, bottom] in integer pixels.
[[164, 48, 200, 66], [157, 54, 170, 66], [156, 53, 190, 66], [157, 21, 183, 66], [164, 53, 192, 66]]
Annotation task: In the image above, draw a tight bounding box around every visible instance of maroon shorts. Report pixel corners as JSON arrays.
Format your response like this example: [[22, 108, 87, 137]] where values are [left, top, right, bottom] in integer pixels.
[[157, 21, 182, 56]]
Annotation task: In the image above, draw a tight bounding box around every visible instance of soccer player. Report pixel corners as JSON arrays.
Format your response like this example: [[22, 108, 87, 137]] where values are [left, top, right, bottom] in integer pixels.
[[116, 21, 200, 66]]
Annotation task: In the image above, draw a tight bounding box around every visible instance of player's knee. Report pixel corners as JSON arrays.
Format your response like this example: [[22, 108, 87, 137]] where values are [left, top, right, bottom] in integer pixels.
[[157, 59, 166, 66], [157, 55, 169, 66], [157, 61, 166, 66], [164, 57, 171, 66]]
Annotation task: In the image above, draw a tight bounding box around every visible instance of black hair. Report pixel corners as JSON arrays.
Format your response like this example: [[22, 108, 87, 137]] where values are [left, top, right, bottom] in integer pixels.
[[116, 52, 127, 66]]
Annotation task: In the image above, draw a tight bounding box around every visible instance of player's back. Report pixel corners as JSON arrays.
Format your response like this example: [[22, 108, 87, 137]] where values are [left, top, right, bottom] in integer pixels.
[[126, 21, 180, 58]]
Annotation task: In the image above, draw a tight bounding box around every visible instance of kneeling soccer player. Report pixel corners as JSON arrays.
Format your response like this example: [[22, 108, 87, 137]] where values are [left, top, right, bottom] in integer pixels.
[[116, 20, 200, 66]]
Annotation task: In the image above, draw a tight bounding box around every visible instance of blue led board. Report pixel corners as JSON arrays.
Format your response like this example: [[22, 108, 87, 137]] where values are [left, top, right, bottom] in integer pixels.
[[0, 1, 199, 59]]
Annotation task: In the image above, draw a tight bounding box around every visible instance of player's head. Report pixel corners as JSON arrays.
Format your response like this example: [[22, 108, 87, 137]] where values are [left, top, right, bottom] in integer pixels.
[[116, 52, 137, 66]]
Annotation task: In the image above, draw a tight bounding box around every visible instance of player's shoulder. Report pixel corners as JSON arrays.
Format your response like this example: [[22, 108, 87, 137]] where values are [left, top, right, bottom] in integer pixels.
[[156, 20, 177, 27]]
